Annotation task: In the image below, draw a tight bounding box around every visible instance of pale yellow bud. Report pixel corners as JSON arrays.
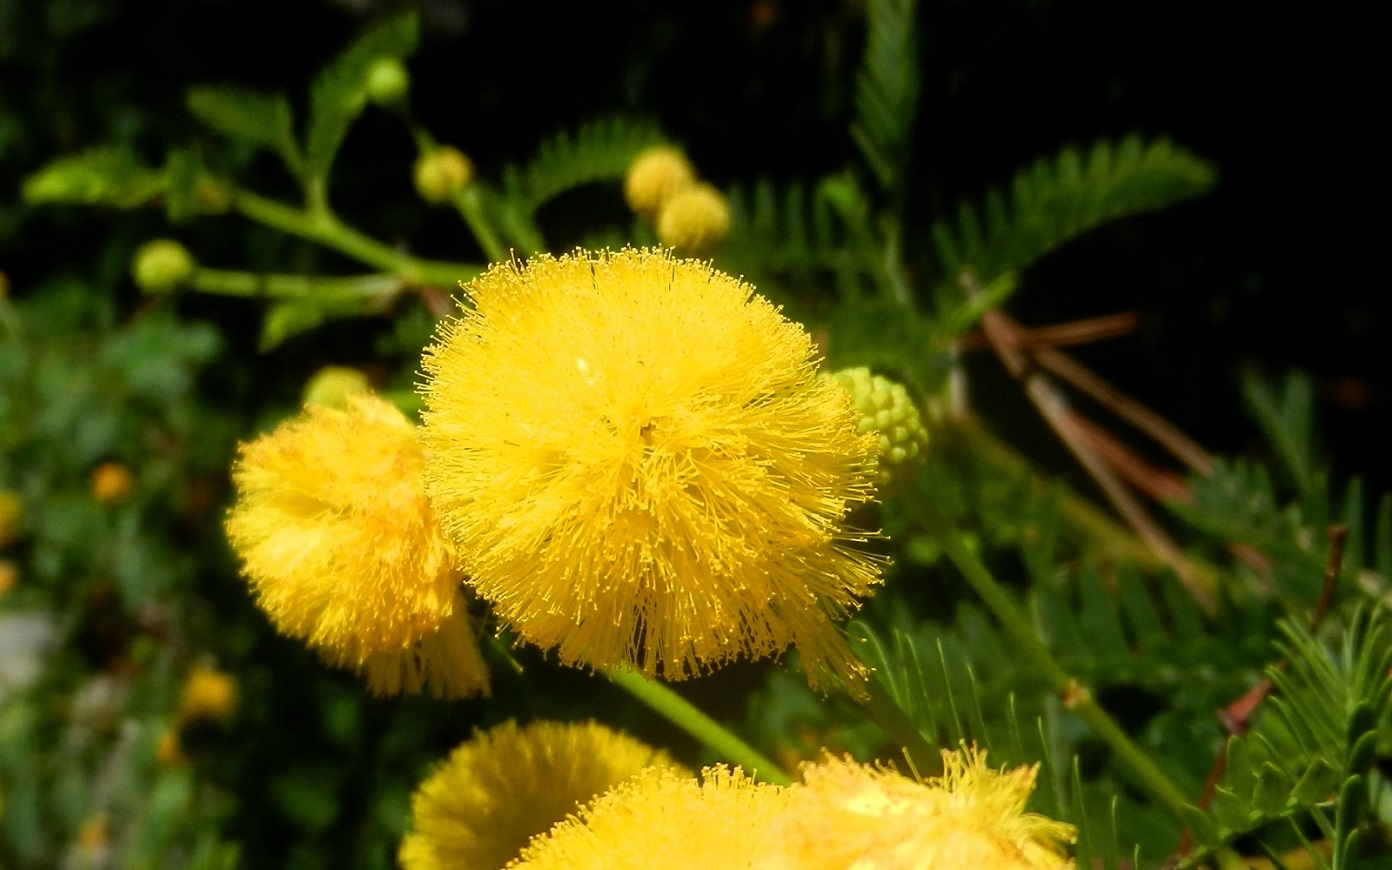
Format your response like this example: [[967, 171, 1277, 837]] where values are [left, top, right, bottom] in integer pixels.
[[655, 183, 730, 254], [90, 463, 135, 506], [414, 147, 473, 204], [624, 146, 695, 218]]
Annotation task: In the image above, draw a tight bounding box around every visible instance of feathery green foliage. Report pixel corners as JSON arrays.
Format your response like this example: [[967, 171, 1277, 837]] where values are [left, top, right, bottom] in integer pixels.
[[852, 0, 920, 196], [931, 135, 1217, 290], [501, 115, 667, 218]]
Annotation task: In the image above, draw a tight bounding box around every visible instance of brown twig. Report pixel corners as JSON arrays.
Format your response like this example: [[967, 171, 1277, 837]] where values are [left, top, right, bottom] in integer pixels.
[[959, 311, 1140, 351], [1174, 525, 1348, 858]]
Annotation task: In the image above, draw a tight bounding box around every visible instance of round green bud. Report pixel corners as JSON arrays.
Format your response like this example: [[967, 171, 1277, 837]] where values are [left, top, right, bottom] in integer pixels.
[[131, 239, 195, 294], [827, 367, 929, 491], [366, 57, 410, 106], [413, 147, 473, 205], [302, 366, 371, 410]]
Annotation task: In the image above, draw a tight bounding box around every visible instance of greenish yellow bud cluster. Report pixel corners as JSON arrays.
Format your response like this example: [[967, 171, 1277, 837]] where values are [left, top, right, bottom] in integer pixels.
[[624, 146, 730, 255], [302, 366, 371, 409], [827, 367, 928, 489], [131, 239, 195, 293], [366, 57, 410, 106], [414, 147, 474, 205]]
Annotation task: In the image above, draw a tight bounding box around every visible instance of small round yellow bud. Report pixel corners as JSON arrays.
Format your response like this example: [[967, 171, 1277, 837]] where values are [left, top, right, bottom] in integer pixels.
[[90, 463, 135, 506], [624, 146, 696, 218], [0, 491, 22, 549], [413, 147, 474, 205], [131, 239, 195, 293], [828, 367, 929, 491], [0, 559, 17, 597], [655, 183, 731, 254], [302, 366, 371, 409], [178, 666, 237, 723], [366, 57, 411, 106]]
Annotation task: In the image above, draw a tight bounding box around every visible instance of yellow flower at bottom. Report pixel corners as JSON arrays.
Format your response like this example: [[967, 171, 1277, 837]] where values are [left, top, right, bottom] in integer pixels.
[[225, 394, 488, 699], [400, 720, 684, 870], [419, 248, 882, 690], [513, 764, 788, 870], [770, 747, 1076, 870]]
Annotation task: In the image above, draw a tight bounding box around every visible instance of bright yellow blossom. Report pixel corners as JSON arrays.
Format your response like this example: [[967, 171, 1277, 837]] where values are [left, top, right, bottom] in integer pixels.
[[656, 182, 731, 253], [225, 394, 489, 698], [90, 462, 135, 505], [419, 248, 882, 689], [624, 146, 696, 218], [513, 764, 788, 870], [770, 747, 1076, 870], [400, 719, 684, 870]]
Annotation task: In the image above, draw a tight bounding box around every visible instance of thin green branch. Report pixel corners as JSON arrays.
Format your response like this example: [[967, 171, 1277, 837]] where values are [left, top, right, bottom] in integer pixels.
[[606, 668, 793, 786], [916, 495, 1193, 820], [230, 187, 479, 287], [191, 268, 401, 299]]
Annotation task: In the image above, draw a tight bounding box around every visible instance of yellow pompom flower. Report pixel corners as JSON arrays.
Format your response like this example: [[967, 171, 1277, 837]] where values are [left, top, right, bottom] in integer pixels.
[[177, 665, 237, 723], [514, 764, 788, 869], [770, 747, 1077, 870], [90, 462, 135, 505], [400, 719, 684, 870], [624, 145, 696, 218], [656, 182, 731, 254], [225, 394, 489, 698], [419, 248, 882, 689]]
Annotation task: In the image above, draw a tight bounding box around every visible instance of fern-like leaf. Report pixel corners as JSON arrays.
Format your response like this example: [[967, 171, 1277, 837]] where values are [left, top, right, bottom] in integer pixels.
[[21, 147, 166, 208], [501, 115, 667, 218], [851, 0, 919, 194], [932, 135, 1216, 289]]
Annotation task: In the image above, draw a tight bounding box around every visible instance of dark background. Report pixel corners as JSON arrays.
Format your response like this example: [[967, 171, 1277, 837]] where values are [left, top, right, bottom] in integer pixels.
[[2, 0, 1384, 490]]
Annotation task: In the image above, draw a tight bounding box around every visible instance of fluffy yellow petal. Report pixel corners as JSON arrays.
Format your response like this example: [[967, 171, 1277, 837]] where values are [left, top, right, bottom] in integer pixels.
[[226, 394, 488, 698], [419, 248, 882, 690], [400, 719, 685, 870], [769, 747, 1077, 870], [513, 764, 788, 870]]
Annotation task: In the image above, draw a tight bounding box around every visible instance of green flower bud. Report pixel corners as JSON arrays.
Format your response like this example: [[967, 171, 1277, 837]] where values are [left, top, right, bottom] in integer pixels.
[[302, 366, 371, 409], [366, 57, 410, 106], [413, 147, 473, 205], [131, 239, 195, 293], [828, 367, 929, 491]]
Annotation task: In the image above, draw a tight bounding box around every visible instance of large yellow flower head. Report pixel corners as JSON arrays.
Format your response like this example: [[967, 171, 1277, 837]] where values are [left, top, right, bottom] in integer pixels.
[[400, 719, 685, 870], [513, 764, 789, 870], [225, 393, 489, 699], [770, 747, 1077, 870], [419, 248, 882, 689]]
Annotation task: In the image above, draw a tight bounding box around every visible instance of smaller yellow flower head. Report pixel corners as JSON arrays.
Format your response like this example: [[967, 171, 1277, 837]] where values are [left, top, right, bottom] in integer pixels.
[[656, 183, 731, 254], [177, 666, 237, 723], [400, 720, 684, 870], [513, 764, 789, 870], [414, 147, 474, 204], [90, 463, 135, 506], [225, 393, 489, 698], [624, 145, 696, 218], [772, 747, 1076, 870]]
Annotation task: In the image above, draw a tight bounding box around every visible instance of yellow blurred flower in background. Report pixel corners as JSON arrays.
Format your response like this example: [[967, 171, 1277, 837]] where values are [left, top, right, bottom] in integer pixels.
[[624, 145, 696, 219], [400, 719, 684, 870], [225, 393, 489, 699], [419, 248, 881, 690], [513, 764, 787, 870], [656, 182, 731, 254], [771, 747, 1076, 870], [90, 462, 135, 506], [177, 665, 237, 723]]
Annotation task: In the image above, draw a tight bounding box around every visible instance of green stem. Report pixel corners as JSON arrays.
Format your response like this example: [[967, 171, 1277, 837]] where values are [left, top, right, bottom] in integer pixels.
[[191, 268, 401, 299], [917, 496, 1193, 820], [451, 185, 507, 263], [606, 668, 793, 786], [231, 188, 480, 287]]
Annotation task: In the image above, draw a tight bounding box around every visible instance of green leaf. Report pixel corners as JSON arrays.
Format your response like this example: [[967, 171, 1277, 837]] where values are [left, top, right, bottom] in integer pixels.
[[932, 135, 1216, 290], [851, 0, 919, 193], [259, 294, 376, 351], [21, 146, 165, 207], [1290, 758, 1340, 804], [186, 85, 304, 176], [501, 115, 668, 217], [1252, 761, 1294, 816], [1241, 371, 1317, 498], [305, 12, 418, 189]]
